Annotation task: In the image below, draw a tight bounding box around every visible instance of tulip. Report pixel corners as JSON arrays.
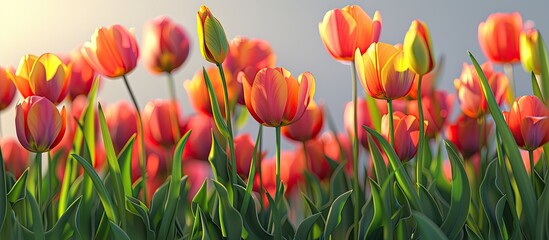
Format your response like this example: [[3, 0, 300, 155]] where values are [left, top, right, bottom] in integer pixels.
[[478, 12, 523, 63], [344, 98, 374, 149], [65, 48, 100, 100], [183, 160, 211, 199], [224, 37, 276, 104], [407, 57, 442, 99], [454, 62, 509, 118], [403, 20, 435, 75], [281, 101, 324, 142], [241, 67, 315, 127], [105, 101, 138, 154], [381, 112, 422, 162], [407, 91, 454, 138], [184, 66, 237, 117], [197, 5, 228, 64], [142, 16, 191, 74], [0, 138, 30, 178], [15, 96, 66, 153], [520, 27, 542, 74], [143, 99, 183, 147], [355, 42, 416, 100], [320, 132, 353, 173], [230, 134, 265, 178], [256, 151, 303, 197], [319, 5, 381, 62], [82, 25, 139, 78], [181, 113, 215, 161], [9, 53, 70, 105], [0, 67, 16, 111], [445, 114, 491, 159], [503, 95, 549, 151], [295, 139, 331, 180]]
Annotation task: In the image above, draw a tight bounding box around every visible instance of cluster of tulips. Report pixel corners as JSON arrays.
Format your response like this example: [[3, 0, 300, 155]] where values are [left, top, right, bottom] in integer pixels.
[[1, 3, 549, 239]]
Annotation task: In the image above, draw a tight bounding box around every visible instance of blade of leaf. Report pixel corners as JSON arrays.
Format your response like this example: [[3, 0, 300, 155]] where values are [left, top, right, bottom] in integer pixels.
[[0, 147, 7, 234], [109, 220, 130, 240], [241, 125, 262, 215], [323, 190, 352, 239], [45, 197, 81, 238], [413, 211, 449, 240], [212, 180, 243, 240], [202, 67, 229, 138], [294, 213, 321, 240], [28, 192, 45, 240], [367, 134, 388, 184], [118, 135, 136, 198], [537, 33, 549, 100], [7, 169, 28, 203]]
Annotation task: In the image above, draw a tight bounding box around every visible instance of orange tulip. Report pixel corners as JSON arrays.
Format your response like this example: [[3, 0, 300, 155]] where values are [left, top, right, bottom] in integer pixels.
[[355, 42, 415, 100], [403, 20, 435, 75], [142, 16, 190, 74], [281, 101, 324, 142], [224, 37, 276, 104], [257, 151, 303, 198], [381, 112, 422, 162], [230, 134, 265, 178], [82, 25, 139, 78], [503, 95, 549, 150], [65, 49, 100, 100], [197, 5, 228, 64], [319, 5, 381, 62], [15, 96, 66, 153], [9, 53, 70, 105], [295, 139, 331, 180], [407, 90, 454, 138], [181, 113, 215, 161], [454, 62, 509, 118], [445, 114, 491, 159], [520, 27, 542, 74], [344, 98, 374, 149], [0, 138, 30, 178], [184, 66, 237, 117], [143, 99, 183, 147], [478, 12, 523, 63], [241, 67, 315, 127], [105, 100, 138, 154], [0, 67, 16, 111]]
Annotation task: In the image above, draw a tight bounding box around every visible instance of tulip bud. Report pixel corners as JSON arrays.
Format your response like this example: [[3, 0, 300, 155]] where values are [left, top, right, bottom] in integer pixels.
[[403, 20, 435, 75], [197, 5, 228, 64], [381, 112, 422, 162], [281, 101, 324, 142], [15, 96, 67, 153], [503, 95, 549, 151], [520, 28, 542, 74], [478, 12, 522, 64], [143, 99, 183, 147]]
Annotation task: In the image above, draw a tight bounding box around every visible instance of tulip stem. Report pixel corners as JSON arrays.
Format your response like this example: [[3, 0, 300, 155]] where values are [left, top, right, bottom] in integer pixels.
[[529, 150, 535, 184], [0, 116, 3, 138], [258, 125, 265, 209], [166, 72, 178, 102], [166, 73, 181, 144], [350, 62, 360, 240], [387, 99, 395, 147], [504, 63, 515, 102], [274, 126, 282, 240], [216, 63, 238, 186], [122, 75, 148, 203], [416, 74, 425, 192], [35, 153, 42, 210]]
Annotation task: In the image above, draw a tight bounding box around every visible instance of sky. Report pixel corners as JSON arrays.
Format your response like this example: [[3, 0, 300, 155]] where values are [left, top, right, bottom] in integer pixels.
[[0, 0, 546, 153]]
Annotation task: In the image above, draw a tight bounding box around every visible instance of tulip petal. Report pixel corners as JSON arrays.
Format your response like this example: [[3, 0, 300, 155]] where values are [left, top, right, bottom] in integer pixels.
[[251, 68, 287, 126], [15, 103, 31, 150], [27, 98, 62, 152], [241, 72, 264, 124], [521, 116, 549, 150]]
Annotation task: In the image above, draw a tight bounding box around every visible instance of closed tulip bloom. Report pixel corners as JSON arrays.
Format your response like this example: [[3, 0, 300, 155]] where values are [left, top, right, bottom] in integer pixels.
[[257, 151, 303, 197], [503, 95, 549, 150], [197, 5, 228, 64], [281, 101, 324, 142], [295, 139, 331, 180], [407, 90, 454, 138], [82, 25, 139, 78], [478, 12, 523, 63], [344, 98, 373, 148], [320, 132, 353, 173], [381, 112, 422, 162], [182, 113, 215, 161], [241, 67, 315, 127], [224, 37, 276, 104], [454, 62, 509, 118], [355, 42, 416, 100], [105, 101, 138, 154], [445, 114, 491, 159], [184, 66, 237, 117], [142, 16, 190, 74], [143, 99, 183, 147], [1, 138, 30, 178], [9, 53, 70, 105], [15, 96, 66, 153], [230, 134, 265, 178], [403, 20, 435, 75], [520, 27, 541, 74], [183, 160, 211, 199], [319, 5, 381, 62], [0, 67, 16, 111], [65, 49, 100, 100]]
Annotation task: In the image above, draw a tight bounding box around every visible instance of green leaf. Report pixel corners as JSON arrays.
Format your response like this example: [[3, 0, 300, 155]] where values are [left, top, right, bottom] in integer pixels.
[[368, 180, 389, 239], [158, 130, 191, 240], [109, 220, 131, 240], [495, 196, 509, 239], [233, 185, 272, 239], [198, 206, 222, 240], [358, 194, 377, 239], [440, 141, 471, 240], [537, 33, 549, 100], [45, 197, 81, 239], [149, 180, 168, 227], [202, 67, 229, 138], [126, 196, 155, 240], [294, 213, 321, 240], [413, 211, 449, 240], [7, 169, 28, 203], [208, 133, 231, 185], [28, 192, 45, 240], [72, 154, 118, 224], [241, 125, 262, 215], [536, 172, 549, 239], [469, 52, 537, 231], [479, 159, 502, 239], [191, 180, 210, 215], [323, 190, 352, 239], [532, 72, 544, 102], [212, 181, 243, 240], [0, 147, 7, 234], [367, 134, 388, 184], [118, 135, 136, 198]]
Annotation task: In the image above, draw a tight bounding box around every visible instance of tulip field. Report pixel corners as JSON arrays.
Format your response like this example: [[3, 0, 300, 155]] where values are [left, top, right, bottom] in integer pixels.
[[2, 3, 549, 239]]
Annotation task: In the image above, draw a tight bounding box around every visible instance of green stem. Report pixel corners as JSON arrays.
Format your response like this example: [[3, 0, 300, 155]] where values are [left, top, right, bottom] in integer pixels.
[[529, 150, 535, 184], [0, 115, 3, 138], [504, 63, 515, 101], [122, 75, 148, 203], [35, 153, 42, 210], [258, 125, 265, 209], [387, 99, 395, 147], [48, 152, 55, 225], [166, 72, 178, 102], [166, 73, 181, 146], [350, 62, 360, 240], [274, 126, 282, 240], [216, 63, 238, 186], [416, 74, 425, 191]]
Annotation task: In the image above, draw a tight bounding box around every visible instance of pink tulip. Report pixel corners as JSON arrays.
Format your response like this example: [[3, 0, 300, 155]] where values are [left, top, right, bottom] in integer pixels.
[[0, 138, 30, 178], [65, 48, 100, 101], [503, 95, 549, 150], [445, 114, 491, 159], [181, 113, 215, 161], [143, 99, 183, 147], [344, 98, 374, 149], [105, 101, 138, 154], [407, 90, 454, 138]]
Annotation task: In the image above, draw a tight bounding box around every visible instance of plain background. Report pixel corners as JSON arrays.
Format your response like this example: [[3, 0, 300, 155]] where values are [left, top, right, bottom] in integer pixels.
[[0, 0, 545, 154]]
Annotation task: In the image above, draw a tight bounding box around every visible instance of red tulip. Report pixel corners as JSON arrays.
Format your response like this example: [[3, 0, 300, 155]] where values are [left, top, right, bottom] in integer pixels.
[[355, 42, 416, 100], [184, 66, 238, 117], [381, 112, 422, 162], [319, 5, 381, 62], [295, 139, 331, 180], [143, 99, 183, 147], [142, 16, 190, 74], [478, 12, 523, 63], [445, 114, 491, 159], [407, 90, 454, 138], [9, 53, 70, 105], [105, 101, 138, 154], [182, 113, 215, 161], [0, 138, 30, 178], [281, 101, 324, 142], [344, 98, 374, 149], [65, 48, 100, 101], [454, 62, 509, 118], [224, 37, 276, 104], [82, 25, 139, 78], [183, 160, 211, 199], [241, 67, 315, 127], [521, 149, 542, 173], [257, 151, 303, 198], [0, 67, 16, 111], [503, 95, 549, 150], [15, 96, 66, 153], [229, 134, 265, 178]]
